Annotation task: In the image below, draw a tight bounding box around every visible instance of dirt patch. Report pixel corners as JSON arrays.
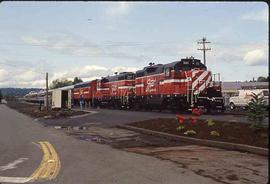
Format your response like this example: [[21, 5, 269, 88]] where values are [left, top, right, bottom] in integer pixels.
[[129, 118, 268, 148], [52, 124, 268, 184], [64, 126, 189, 149], [124, 145, 268, 184], [226, 174, 239, 181], [6, 100, 87, 118]]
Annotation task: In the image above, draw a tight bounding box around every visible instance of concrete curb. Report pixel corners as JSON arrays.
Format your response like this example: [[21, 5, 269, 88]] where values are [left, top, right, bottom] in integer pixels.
[[117, 125, 268, 157], [71, 108, 99, 114]]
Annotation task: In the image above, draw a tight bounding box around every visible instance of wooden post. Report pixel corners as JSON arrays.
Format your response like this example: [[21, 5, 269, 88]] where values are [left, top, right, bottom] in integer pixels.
[[46, 72, 49, 111]]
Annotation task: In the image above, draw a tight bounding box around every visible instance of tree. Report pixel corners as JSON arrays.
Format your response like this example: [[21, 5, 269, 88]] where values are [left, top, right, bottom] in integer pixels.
[[247, 92, 266, 128], [49, 78, 73, 89], [73, 77, 83, 85], [257, 76, 268, 82]]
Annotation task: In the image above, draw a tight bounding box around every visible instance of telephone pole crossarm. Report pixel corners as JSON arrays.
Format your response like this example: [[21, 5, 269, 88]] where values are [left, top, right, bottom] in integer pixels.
[[197, 48, 211, 50]]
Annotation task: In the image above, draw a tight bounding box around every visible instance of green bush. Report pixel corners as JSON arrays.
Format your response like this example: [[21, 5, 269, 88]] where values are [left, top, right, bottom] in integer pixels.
[[176, 125, 185, 131], [247, 92, 266, 128], [207, 119, 215, 127]]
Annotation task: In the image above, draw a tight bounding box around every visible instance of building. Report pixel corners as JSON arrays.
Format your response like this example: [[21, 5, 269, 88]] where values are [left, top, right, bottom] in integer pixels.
[[221, 82, 269, 106], [51, 85, 74, 109]]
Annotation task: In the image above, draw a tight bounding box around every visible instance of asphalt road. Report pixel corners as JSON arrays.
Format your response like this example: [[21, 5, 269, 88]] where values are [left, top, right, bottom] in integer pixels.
[[0, 104, 222, 184], [42, 107, 268, 127]]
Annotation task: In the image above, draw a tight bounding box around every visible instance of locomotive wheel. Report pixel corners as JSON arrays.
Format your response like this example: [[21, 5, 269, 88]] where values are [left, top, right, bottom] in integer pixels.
[[229, 102, 235, 110], [207, 108, 212, 114], [134, 103, 140, 111], [168, 100, 177, 113]]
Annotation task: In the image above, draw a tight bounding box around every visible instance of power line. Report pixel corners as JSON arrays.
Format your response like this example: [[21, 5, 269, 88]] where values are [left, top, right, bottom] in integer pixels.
[[0, 41, 186, 48], [0, 40, 263, 48], [0, 61, 45, 74], [197, 37, 211, 66]]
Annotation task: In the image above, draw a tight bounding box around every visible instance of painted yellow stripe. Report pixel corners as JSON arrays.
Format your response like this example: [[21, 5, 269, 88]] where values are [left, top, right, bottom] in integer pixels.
[[0, 141, 60, 183], [30, 141, 61, 181]]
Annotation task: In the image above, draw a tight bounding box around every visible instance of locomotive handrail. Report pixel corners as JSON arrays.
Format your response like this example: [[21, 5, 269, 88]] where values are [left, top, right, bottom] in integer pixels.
[[184, 71, 189, 103]]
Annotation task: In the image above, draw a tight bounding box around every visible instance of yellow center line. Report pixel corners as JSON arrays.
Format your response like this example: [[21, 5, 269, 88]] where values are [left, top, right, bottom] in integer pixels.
[[30, 141, 61, 181], [0, 141, 60, 183]]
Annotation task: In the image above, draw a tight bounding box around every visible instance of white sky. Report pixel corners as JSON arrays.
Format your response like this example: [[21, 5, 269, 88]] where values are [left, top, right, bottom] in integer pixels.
[[0, 2, 268, 88]]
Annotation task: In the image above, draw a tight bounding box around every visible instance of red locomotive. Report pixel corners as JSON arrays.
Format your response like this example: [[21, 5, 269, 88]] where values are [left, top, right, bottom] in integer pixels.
[[92, 72, 135, 108], [73, 57, 224, 113]]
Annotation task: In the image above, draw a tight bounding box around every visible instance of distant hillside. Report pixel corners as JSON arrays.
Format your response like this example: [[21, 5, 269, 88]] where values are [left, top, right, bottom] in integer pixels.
[[0, 88, 43, 97]]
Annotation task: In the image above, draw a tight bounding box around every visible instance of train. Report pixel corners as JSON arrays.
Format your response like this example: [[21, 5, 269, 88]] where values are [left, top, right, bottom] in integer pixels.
[[72, 57, 225, 113], [24, 90, 47, 103]]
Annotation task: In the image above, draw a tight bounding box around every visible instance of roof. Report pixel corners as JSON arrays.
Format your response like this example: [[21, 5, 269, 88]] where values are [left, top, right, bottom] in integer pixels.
[[105, 72, 135, 82], [57, 85, 74, 90], [74, 81, 91, 88], [222, 82, 269, 91]]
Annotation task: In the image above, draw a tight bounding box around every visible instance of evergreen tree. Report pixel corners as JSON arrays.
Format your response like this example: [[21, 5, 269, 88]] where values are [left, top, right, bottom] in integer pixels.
[[49, 78, 73, 89], [247, 92, 266, 128], [73, 77, 83, 85]]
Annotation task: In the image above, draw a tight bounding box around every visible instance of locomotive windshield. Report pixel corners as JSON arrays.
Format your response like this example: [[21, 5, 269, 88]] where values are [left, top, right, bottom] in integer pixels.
[[179, 58, 206, 70], [163, 58, 206, 74], [126, 74, 135, 80]]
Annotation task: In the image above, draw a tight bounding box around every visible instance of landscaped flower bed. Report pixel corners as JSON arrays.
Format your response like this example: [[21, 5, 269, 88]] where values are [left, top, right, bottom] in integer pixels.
[[6, 100, 87, 118], [129, 117, 268, 148]]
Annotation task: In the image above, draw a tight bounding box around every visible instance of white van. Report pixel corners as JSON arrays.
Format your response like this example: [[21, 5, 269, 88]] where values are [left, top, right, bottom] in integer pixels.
[[229, 89, 269, 110]]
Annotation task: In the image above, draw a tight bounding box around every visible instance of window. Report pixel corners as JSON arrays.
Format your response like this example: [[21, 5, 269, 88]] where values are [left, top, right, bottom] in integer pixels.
[[165, 68, 171, 77], [146, 67, 157, 73], [126, 74, 134, 80], [118, 76, 124, 80], [263, 90, 269, 96], [136, 72, 143, 77], [234, 92, 239, 96]]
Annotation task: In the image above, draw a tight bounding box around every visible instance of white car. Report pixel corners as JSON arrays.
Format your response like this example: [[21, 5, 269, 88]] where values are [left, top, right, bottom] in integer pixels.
[[229, 89, 269, 110]]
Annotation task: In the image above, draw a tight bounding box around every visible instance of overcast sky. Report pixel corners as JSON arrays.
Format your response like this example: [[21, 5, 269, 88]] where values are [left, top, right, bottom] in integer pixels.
[[0, 1, 268, 88]]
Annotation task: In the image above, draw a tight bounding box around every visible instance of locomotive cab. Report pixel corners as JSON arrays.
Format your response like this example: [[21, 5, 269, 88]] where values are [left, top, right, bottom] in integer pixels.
[[163, 57, 207, 79], [163, 57, 224, 113], [179, 57, 207, 71]]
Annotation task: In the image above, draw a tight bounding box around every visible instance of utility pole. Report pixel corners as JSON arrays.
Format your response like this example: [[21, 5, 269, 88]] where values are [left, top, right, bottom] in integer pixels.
[[46, 72, 49, 111], [197, 37, 211, 66]]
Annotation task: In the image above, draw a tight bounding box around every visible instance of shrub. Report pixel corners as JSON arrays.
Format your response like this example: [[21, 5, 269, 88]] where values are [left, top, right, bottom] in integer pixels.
[[222, 122, 230, 127], [210, 131, 220, 137], [176, 125, 185, 131], [207, 119, 215, 126], [247, 92, 266, 128], [184, 130, 197, 135]]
